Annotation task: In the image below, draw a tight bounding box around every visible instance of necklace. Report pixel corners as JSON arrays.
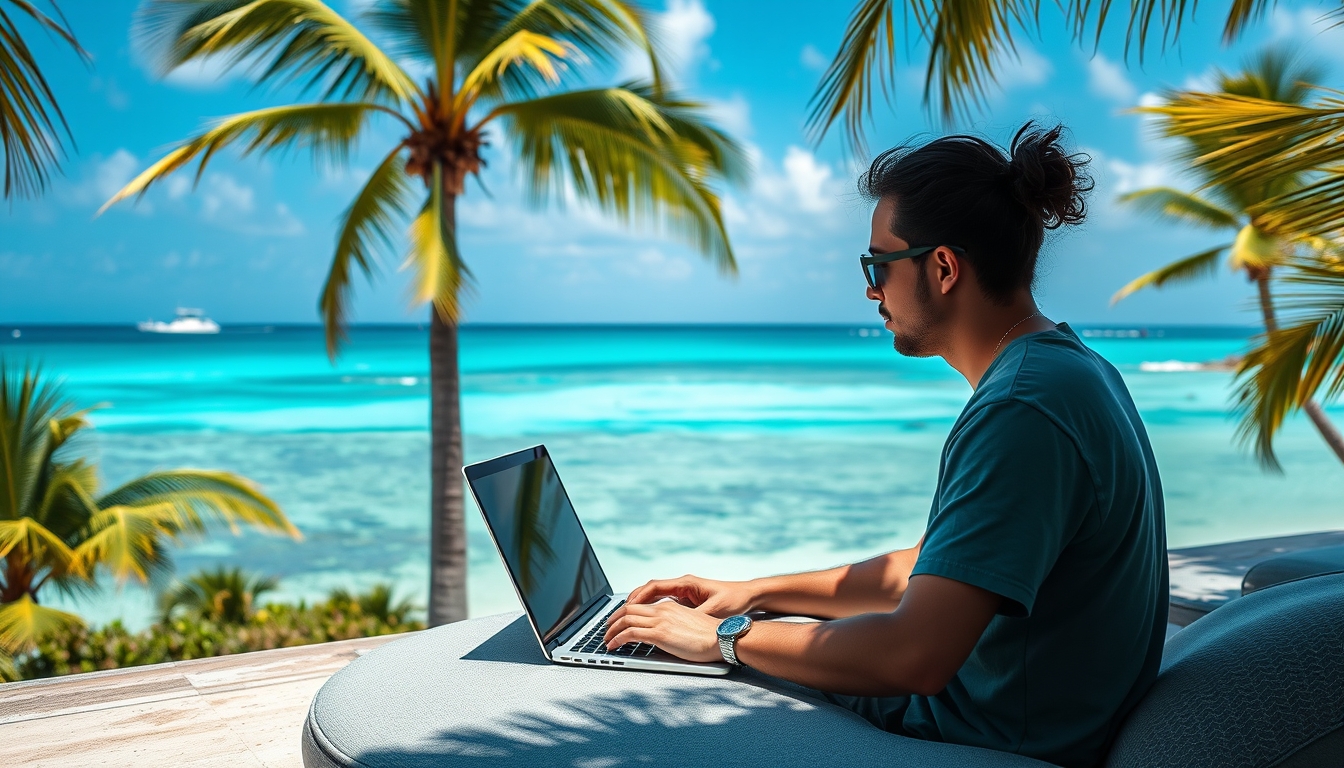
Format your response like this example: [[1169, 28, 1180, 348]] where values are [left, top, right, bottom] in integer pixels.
[[992, 309, 1042, 356]]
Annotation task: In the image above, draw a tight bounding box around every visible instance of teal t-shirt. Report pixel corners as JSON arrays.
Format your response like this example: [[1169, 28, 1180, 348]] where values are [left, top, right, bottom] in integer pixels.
[[903, 323, 1169, 768]]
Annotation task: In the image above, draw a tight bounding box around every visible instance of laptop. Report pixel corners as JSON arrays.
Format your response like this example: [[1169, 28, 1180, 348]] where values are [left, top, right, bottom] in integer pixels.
[[464, 445, 732, 676]]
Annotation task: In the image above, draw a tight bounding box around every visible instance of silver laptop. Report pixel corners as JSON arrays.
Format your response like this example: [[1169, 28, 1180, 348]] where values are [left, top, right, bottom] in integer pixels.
[[464, 445, 731, 676]]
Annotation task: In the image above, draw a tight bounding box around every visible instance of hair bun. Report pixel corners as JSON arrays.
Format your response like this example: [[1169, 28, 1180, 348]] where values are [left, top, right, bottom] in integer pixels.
[[1007, 123, 1092, 230]]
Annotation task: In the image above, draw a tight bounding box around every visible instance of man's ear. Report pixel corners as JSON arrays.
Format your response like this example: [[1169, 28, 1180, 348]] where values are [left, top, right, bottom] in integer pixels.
[[932, 246, 962, 296]]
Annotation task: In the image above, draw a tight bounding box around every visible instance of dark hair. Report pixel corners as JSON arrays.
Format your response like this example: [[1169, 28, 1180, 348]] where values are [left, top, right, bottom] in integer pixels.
[[859, 122, 1093, 304]]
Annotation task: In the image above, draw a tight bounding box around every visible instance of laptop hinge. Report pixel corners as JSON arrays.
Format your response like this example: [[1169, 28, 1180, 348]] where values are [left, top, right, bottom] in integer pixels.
[[548, 593, 611, 651]]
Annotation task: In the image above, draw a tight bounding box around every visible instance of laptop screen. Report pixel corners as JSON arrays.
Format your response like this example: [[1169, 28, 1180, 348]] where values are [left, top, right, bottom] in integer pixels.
[[466, 446, 611, 644]]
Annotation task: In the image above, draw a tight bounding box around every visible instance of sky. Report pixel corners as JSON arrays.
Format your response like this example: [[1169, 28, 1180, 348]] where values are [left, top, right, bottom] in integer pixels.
[[4, 1, 1344, 326]]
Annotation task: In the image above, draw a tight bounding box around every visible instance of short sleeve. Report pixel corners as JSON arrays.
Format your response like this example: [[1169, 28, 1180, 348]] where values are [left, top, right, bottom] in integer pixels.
[[911, 400, 1094, 617]]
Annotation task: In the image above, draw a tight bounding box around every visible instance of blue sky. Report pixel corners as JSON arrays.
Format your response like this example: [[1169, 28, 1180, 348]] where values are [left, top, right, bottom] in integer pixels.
[[4, 1, 1343, 326]]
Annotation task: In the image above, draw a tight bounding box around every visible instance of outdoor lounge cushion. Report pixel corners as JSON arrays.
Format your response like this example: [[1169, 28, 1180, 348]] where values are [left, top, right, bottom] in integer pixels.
[[1241, 544, 1344, 596], [301, 611, 1052, 768], [304, 573, 1344, 768]]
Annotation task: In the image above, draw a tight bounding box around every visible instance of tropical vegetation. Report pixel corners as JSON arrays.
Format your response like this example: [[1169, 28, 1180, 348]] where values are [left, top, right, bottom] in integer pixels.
[[811, 1, 1344, 467], [159, 565, 279, 624], [102, 0, 747, 626], [0, 0, 85, 198], [0, 364, 299, 655], [3, 579, 423, 681], [1111, 48, 1344, 466]]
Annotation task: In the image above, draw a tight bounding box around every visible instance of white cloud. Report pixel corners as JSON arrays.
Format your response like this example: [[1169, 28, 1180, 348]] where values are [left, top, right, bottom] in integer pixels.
[[201, 173, 255, 219], [157, 54, 247, 90], [64, 150, 147, 212], [1269, 6, 1344, 63], [995, 44, 1052, 90], [707, 93, 752, 136], [800, 44, 828, 72], [782, 146, 838, 214], [623, 0, 715, 85], [1087, 54, 1137, 103], [195, 173, 304, 236], [660, 0, 715, 74], [1107, 158, 1173, 196], [166, 175, 191, 200]]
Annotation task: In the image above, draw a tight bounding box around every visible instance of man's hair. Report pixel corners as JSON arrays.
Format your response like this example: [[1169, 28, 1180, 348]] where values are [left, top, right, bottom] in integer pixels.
[[859, 123, 1093, 304]]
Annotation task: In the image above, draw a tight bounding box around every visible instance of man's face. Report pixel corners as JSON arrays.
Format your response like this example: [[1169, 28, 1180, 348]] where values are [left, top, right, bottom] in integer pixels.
[[866, 198, 942, 357]]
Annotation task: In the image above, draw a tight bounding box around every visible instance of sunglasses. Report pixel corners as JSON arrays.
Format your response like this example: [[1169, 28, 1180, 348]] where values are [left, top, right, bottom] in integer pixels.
[[861, 245, 965, 289]]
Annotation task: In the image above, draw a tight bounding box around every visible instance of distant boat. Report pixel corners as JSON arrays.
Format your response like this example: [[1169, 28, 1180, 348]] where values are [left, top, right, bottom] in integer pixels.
[[138, 308, 220, 334]]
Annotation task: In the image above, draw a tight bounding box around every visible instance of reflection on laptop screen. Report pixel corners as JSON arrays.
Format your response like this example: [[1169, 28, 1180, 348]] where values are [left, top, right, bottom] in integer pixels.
[[469, 449, 611, 643]]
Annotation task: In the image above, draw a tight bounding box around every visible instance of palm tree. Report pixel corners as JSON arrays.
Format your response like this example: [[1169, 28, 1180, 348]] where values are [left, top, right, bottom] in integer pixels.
[[102, 1, 745, 626], [1, 1, 86, 198], [807, 1, 1277, 149], [0, 364, 299, 653], [1111, 48, 1344, 467], [1234, 255, 1344, 469], [158, 566, 279, 624], [327, 582, 417, 625]]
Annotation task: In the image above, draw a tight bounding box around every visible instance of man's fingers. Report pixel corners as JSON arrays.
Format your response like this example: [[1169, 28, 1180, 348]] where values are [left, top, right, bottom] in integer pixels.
[[606, 626, 657, 649], [604, 613, 658, 647], [628, 579, 689, 605]]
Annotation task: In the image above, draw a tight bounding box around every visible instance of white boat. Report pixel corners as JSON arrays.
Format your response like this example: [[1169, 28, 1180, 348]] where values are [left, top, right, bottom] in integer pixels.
[[138, 308, 221, 334]]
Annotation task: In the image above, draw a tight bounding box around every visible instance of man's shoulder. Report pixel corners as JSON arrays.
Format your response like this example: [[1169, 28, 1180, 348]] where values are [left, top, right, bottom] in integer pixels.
[[982, 330, 1123, 415]]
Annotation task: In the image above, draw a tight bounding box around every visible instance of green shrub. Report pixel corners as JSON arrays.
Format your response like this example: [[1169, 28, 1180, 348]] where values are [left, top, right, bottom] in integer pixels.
[[3, 584, 425, 682]]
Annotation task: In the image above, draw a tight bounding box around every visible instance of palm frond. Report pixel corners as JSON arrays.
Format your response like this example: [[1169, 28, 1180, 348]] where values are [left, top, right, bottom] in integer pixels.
[[73, 504, 177, 583], [1249, 171, 1344, 242], [1235, 259, 1344, 468], [402, 163, 469, 323], [804, 0, 896, 151], [468, 0, 663, 96], [0, 594, 82, 653], [0, 364, 82, 523], [489, 83, 747, 272], [1118, 187, 1241, 230], [1138, 93, 1344, 186], [453, 29, 571, 114], [0, 516, 78, 572], [0, 0, 86, 198], [98, 102, 395, 214], [320, 145, 415, 358], [135, 0, 416, 104], [806, 0, 1275, 148], [95, 469, 298, 539], [1111, 244, 1229, 304]]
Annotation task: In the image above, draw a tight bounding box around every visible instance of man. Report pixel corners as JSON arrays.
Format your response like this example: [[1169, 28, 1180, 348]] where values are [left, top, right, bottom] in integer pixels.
[[603, 123, 1168, 768]]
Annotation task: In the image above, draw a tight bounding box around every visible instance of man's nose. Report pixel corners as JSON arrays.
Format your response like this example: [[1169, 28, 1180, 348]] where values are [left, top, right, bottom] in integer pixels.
[[865, 284, 882, 301]]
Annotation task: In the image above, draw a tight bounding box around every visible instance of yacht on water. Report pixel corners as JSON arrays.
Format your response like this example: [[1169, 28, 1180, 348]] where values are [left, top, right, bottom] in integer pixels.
[[137, 308, 220, 334]]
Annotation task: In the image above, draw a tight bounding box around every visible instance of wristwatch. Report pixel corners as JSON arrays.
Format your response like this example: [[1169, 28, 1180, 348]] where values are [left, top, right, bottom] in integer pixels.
[[716, 614, 753, 666]]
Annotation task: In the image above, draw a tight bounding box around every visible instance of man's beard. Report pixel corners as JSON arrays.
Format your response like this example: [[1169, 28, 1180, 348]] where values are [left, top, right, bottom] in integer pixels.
[[890, 268, 940, 357]]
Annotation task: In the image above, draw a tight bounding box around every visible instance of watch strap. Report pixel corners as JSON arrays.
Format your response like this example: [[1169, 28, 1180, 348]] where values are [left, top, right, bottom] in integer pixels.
[[719, 633, 741, 666]]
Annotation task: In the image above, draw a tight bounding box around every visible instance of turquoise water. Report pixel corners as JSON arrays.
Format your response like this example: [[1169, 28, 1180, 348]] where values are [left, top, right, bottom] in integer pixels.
[[3, 324, 1341, 628]]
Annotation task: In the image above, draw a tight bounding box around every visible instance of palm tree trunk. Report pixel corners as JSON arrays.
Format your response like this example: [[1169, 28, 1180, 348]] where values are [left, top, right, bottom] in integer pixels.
[[428, 192, 468, 626], [1254, 273, 1344, 465]]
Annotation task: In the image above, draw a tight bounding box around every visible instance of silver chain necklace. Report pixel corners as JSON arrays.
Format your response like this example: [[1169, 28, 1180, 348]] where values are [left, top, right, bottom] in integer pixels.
[[992, 309, 1042, 356]]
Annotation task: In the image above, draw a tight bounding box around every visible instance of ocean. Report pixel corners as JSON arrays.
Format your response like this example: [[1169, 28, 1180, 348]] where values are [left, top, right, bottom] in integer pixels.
[[3, 324, 1341, 628]]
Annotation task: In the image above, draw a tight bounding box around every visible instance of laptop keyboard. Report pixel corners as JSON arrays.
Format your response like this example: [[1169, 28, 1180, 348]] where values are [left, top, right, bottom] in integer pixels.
[[568, 600, 658, 658]]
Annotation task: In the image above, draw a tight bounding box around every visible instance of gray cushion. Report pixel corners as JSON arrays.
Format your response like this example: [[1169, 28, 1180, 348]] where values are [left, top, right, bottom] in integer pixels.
[[1241, 544, 1344, 596], [1105, 572, 1344, 768], [303, 611, 1052, 768]]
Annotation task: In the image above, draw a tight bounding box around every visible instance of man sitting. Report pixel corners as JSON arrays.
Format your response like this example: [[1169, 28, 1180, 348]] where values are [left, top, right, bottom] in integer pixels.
[[603, 123, 1169, 768]]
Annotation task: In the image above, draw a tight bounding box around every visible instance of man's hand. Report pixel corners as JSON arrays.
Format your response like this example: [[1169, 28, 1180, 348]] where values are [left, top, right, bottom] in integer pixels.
[[625, 575, 757, 618], [603, 599, 725, 663]]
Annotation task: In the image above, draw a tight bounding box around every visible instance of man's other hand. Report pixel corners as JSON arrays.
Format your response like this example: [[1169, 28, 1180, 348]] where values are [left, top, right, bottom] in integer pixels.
[[625, 575, 756, 618], [603, 599, 725, 662]]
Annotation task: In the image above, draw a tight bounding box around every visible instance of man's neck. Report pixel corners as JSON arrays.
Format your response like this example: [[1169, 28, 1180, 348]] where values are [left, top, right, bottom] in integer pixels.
[[941, 295, 1055, 389]]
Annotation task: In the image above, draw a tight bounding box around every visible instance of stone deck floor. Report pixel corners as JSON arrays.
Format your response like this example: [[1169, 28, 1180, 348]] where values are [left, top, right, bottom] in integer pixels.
[[3, 530, 1341, 768]]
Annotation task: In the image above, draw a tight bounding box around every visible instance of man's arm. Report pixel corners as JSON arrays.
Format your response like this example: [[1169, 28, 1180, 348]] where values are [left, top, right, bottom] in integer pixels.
[[604, 573, 1001, 697], [625, 538, 924, 620]]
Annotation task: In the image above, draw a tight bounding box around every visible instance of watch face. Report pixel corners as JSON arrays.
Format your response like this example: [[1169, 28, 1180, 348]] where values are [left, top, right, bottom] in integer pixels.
[[718, 615, 750, 637]]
